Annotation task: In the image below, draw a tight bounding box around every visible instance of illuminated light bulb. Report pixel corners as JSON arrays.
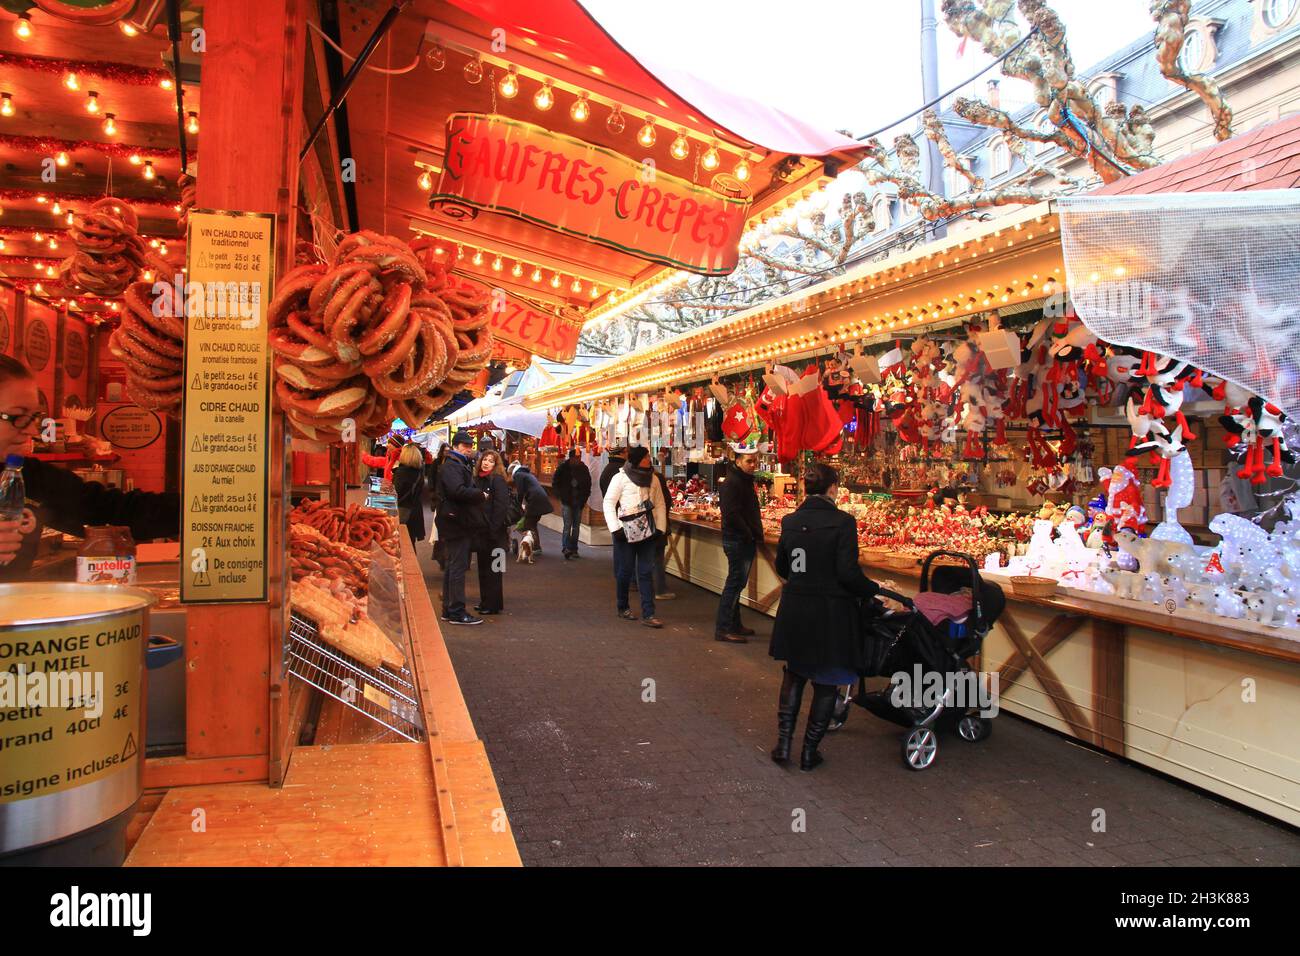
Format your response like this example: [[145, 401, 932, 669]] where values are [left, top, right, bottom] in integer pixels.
[[102, 114, 117, 136], [701, 142, 720, 171], [530, 268, 542, 283], [733, 158, 751, 182], [85, 91, 100, 114], [0, 93, 12, 117], [492, 256, 503, 272], [119, 20, 139, 37], [533, 80, 555, 111], [172, 203, 180, 213], [1088, 271, 1100, 282], [589, 284, 599, 298], [48, 237, 57, 250], [571, 277, 582, 293], [159, 243, 168, 256], [1113, 266, 1126, 277], [550, 273, 562, 289], [417, 169, 433, 191], [472, 250, 484, 266], [606, 104, 625, 134], [143, 160, 155, 180], [141, 271, 152, 282], [186, 112, 199, 134], [149, 238, 160, 248], [511, 261, 523, 278], [32, 231, 43, 242], [570, 92, 590, 122], [64, 72, 80, 91], [14, 13, 32, 40], [129, 153, 142, 166], [425, 42, 446, 71], [45, 265, 55, 277], [0, 238, 5, 251], [637, 117, 657, 148], [160, 76, 174, 91], [498, 66, 519, 98], [33, 283, 43, 294], [463, 55, 483, 85], [110, 302, 118, 311]]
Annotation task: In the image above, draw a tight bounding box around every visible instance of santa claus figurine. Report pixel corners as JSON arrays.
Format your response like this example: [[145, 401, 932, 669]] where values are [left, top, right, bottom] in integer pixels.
[[1098, 465, 1147, 539]]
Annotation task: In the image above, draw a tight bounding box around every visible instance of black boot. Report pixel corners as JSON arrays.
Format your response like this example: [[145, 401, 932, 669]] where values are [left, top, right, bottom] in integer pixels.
[[771, 668, 806, 764], [800, 683, 839, 772]]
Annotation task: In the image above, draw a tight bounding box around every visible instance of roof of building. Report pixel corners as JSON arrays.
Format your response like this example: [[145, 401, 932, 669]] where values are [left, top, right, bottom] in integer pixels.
[[1090, 112, 1300, 194]]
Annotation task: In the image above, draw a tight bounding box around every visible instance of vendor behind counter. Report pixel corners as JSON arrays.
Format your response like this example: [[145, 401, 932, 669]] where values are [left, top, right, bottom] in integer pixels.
[[0, 356, 180, 580]]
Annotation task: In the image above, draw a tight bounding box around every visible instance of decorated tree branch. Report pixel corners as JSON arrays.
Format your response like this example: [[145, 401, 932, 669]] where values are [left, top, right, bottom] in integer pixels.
[[1151, 0, 1234, 142]]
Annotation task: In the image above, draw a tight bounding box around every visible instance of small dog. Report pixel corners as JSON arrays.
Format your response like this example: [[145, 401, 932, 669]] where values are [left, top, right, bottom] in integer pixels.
[[516, 529, 537, 564]]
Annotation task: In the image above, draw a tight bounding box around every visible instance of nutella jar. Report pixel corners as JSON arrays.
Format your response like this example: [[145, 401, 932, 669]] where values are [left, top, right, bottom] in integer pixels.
[[77, 525, 138, 585]]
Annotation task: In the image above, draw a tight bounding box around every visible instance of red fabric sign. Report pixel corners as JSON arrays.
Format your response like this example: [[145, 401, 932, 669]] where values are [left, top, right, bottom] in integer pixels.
[[434, 113, 751, 275], [479, 286, 583, 363]]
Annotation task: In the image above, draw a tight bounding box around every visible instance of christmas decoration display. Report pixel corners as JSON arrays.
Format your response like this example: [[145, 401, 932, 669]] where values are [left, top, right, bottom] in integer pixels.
[[267, 230, 494, 442]]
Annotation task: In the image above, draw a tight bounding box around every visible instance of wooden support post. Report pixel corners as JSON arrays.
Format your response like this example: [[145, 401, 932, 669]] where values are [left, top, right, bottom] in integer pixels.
[[999, 613, 1094, 742], [1091, 618, 1127, 755], [181, 0, 306, 787]]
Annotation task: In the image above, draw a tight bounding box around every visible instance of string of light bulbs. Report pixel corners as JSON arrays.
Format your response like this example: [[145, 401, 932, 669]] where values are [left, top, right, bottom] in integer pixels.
[[442, 241, 604, 299]]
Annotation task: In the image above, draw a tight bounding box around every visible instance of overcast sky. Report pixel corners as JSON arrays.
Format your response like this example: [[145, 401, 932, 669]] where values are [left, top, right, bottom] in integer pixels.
[[583, 0, 1159, 137]]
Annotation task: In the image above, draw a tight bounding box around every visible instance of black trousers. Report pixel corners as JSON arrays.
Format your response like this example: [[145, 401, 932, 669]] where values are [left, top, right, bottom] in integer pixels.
[[442, 536, 472, 615], [474, 530, 507, 612]]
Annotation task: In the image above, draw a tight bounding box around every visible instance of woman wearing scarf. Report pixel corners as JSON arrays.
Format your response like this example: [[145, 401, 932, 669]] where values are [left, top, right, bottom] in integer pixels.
[[601, 445, 667, 628]]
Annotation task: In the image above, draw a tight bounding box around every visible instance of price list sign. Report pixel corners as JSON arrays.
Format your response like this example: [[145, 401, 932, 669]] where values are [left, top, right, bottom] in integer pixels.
[[181, 210, 275, 603]]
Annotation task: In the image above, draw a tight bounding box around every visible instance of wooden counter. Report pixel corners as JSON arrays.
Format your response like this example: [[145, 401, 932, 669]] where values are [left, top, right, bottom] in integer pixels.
[[128, 536, 521, 866], [667, 514, 1300, 827]]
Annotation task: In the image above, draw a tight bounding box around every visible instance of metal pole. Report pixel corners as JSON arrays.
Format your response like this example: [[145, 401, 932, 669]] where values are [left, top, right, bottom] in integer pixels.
[[920, 0, 948, 241]]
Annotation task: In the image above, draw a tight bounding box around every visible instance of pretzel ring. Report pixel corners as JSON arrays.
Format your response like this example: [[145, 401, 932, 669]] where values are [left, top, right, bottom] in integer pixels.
[[285, 311, 339, 357], [308, 261, 375, 316], [126, 382, 180, 411], [361, 313, 422, 379], [274, 379, 369, 418], [110, 328, 177, 373], [121, 311, 183, 359], [268, 264, 326, 327], [329, 282, 379, 358], [324, 269, 378, 340], [125, 282, 185, 340], [268, 327, 338, 367], [92, 197, 138, 231], [357, 282, 411, 356], [115, 343, 179, 381], [274, 358, 363, 390], [454, 326, 494, 367]]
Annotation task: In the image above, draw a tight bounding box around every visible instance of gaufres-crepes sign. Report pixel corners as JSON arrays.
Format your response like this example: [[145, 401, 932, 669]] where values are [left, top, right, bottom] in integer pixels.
[[432, 113, 751, 275]]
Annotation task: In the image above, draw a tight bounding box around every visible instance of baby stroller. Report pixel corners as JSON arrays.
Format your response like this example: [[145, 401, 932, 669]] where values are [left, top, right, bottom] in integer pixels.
[[833, 550, 1005, 771]]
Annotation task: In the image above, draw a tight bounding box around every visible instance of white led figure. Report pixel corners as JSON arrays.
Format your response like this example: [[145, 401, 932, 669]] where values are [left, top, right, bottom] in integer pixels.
[[1209, 513, 1273, 585], [1149, 450, 1195, 545]]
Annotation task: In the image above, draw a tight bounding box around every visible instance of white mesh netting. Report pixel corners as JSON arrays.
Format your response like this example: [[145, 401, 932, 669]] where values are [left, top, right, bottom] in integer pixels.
[[1057, 190, 1300, 416]]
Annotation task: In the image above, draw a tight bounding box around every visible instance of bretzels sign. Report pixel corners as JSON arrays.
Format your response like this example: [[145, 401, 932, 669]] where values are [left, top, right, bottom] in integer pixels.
[[432, 113, 751, 276], [479, 286, 583, 363]]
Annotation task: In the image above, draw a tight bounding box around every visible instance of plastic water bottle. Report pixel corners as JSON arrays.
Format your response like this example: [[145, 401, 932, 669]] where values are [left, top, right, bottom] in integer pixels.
[[0, 454, 25, 524]]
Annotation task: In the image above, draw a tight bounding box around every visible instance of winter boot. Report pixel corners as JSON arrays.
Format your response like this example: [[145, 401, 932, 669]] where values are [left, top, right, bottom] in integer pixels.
[[800, 683, 839, 772], [770, 668, 807, 764]]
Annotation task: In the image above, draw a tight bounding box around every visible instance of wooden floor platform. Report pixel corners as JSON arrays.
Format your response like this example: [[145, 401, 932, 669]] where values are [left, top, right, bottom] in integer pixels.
[[125, 741, 520, 866]]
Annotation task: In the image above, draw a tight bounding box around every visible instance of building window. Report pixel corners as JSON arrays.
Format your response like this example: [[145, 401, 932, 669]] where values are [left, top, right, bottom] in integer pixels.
[[872, 195, 891, 233], [1180, 29, 1205, 72], [1179, 18, 1223, 73], [989, 138, 1011, 177], [1263, 0, 1299, 29]]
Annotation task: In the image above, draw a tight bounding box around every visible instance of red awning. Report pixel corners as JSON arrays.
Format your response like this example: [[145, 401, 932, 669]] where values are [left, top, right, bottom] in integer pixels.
[[445, 0, 865, 161]]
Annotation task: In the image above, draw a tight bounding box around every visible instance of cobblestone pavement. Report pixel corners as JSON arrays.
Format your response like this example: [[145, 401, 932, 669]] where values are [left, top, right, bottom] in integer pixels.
[[423, 526, 1300, 867]]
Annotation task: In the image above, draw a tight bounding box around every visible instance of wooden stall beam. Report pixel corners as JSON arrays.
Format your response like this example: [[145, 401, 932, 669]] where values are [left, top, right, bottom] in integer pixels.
[[999, 613, 1095, 742], [1091, 618, 1127, 755]]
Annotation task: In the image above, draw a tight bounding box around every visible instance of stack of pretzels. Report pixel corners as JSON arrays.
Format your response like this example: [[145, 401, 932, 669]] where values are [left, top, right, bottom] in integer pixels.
[[107, 279, 185, 413], [268, 230, 494, 442], [61, 198, 168, 297]]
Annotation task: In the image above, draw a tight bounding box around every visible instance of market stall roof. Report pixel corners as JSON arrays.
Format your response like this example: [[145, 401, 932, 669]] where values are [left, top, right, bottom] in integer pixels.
[[1089, 114, 1300, 197], [336, 0, 867, 335], [521, 201, 1063, 409]]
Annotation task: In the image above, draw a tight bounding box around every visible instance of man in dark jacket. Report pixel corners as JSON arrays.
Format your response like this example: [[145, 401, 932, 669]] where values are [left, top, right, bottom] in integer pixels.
[[715, 449, 763, 643], [769, 462, 879, 771], [598, 447, 627, 497], [508, 461, 554, 556], [551, 449, 592, 559], [435, 430, 487, 625]]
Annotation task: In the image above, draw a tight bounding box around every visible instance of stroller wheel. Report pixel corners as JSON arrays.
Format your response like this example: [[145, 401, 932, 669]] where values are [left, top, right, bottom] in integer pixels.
[[828, 687, 852, 732], [902, 726, 938, 771], [957, 714, 993, 742]]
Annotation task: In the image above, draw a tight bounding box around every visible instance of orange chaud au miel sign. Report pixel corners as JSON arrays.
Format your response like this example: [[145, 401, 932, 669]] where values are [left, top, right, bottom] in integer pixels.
[[433, 113, 752, 275]]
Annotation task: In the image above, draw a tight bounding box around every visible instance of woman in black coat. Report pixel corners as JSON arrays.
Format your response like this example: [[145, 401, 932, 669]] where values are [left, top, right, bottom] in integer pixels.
[[472, 449, 512, 614], [392, 443, 427, 545], [769, 462, 879, 772]]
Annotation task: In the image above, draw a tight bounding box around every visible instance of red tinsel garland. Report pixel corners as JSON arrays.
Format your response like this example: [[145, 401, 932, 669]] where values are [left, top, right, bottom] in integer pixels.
[[0, 133, 187, 161], [0, 188, 177, 208], [0, 225, 184, 242], [0, 254, 64, 265], [0, 52, 174, 88]]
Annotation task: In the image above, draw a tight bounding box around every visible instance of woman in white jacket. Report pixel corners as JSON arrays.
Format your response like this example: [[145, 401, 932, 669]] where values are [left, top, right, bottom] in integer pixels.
[[602, 445, 668, 628]]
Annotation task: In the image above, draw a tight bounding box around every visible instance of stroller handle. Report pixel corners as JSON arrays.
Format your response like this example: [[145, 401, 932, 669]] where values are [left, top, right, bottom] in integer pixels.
[[875, 587, 913, 608]]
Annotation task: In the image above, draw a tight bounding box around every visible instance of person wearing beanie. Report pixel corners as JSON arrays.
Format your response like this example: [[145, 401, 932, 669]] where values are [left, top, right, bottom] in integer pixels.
[[509, 459, 554, 556], [715, 447, 762, 643], [601, 445, 667, 628], [552, 448, 592, 559], [434, 430, 488, 625]]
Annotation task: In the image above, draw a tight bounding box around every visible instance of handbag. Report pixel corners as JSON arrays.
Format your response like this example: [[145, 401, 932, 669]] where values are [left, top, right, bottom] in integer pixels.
[[617, 484, 656, 544]]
